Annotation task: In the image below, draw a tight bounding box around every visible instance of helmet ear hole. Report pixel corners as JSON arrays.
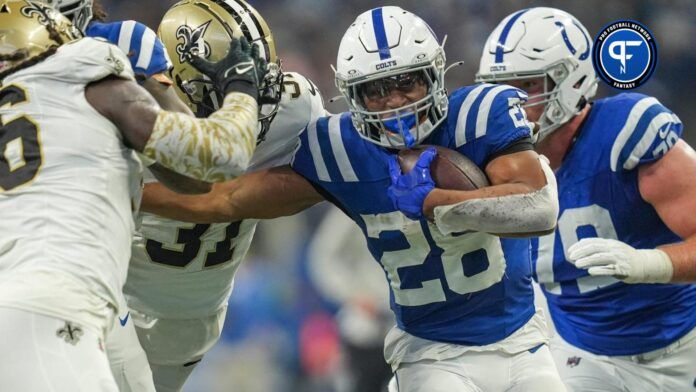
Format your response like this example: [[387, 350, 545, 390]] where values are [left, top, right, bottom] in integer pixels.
[[573, 75, 587, 89]]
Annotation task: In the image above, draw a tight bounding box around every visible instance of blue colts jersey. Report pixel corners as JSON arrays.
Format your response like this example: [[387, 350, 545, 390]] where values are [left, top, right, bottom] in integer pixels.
[[85, 20, 171, 78], [533, 93, 696, 355], [292, 84, 537, 345]]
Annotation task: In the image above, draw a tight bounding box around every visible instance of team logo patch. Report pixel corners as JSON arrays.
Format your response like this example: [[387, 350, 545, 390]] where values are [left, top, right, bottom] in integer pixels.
[[105, 47, 126, 75], [56, 321, 83, 345], [20, 2, 56, 25], [176, 20, 212, 63], [592, 20, 657, 90], [566, 356, 582, 368]]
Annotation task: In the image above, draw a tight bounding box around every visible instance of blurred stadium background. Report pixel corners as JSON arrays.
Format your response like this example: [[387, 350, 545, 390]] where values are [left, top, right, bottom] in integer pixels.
[[101, 0, 696, 391]]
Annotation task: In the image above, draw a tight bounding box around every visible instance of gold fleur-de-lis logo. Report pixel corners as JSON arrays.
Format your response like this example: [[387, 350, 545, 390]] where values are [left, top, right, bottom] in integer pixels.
[[175, 20, 212, 63]]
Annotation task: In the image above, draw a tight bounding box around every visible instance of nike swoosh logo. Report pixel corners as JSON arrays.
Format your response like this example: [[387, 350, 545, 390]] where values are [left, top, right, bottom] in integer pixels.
[[119, 312, 130, 327], [235, 64, 254, 74], [658, 123, 671, 139]]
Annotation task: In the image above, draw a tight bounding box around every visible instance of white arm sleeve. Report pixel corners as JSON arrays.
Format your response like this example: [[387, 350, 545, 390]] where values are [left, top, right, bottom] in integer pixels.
[[433, 156, 558, 235]]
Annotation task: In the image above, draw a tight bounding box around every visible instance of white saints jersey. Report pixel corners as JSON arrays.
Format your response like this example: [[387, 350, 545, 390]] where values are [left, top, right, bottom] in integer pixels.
[[126, 72, 325, 318], [0, 38, 142, 330]]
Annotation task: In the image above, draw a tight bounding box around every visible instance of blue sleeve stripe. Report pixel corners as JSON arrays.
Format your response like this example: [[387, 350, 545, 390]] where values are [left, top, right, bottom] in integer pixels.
[[146, 40, 172, 74], [610, 96, 660, 171], [117, 21, 136, 57], [315, 117, 344, 182], [128, 23, 146, 69], [620, 102, 668, 162], [327, 115, 358, 181], [160, 42, 173, 70], [454, 84, 490, 147], [135, 27, 157, 71], [292, 130, 318, 179], [307, 119, 331, 181], [476, 85, 516, 139], [623, 111, 681, 170]]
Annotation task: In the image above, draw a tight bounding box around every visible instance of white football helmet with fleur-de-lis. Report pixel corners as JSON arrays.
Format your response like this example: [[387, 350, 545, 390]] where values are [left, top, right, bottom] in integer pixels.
[[34, 0, 93, 32], [335, 6, 448, 149], [476, 7, 598, 141]]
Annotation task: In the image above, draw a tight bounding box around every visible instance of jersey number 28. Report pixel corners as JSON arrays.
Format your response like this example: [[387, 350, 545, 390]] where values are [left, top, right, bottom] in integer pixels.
[[363, 212, 506, 307]]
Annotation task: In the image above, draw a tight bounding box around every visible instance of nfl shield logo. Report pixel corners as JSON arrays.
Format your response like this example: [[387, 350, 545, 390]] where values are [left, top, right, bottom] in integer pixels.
[[566, 356, 582, 368]]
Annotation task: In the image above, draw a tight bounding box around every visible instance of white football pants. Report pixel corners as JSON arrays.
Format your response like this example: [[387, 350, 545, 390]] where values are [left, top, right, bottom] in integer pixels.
[[0, 307, 118, 392], [551, 328, 696, 392], [107, 306, 227, 392], [390, 343, 565, 392], [106, 309, 156, 392]]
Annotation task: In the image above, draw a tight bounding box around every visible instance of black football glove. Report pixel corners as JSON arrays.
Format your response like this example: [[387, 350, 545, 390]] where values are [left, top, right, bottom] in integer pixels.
[[188, 36, 266, 100]]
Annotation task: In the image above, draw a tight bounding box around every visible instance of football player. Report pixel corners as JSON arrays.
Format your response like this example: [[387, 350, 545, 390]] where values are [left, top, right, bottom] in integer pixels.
[[32, 1, 216, 389], [0, 0, 266, 390], [476, 7, 696, 391], [141, 6, 568, 391], [102, 1, 325, 391]]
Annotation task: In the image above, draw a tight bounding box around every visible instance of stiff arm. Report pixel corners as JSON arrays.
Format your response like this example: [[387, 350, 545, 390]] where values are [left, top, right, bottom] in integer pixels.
[[141, 165, 325, 223], [86, 76, 258, 182], [141, 77, 211, 194]]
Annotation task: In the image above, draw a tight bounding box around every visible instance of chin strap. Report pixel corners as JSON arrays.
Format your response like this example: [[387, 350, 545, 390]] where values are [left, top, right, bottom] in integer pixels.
[[383, 113, 418, 148]]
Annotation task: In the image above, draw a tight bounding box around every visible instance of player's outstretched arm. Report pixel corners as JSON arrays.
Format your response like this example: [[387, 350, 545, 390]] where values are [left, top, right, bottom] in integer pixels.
[[139, 77, 211, 194], [86, 37, 263, 183], [141, 165, 325, 223], [570, 140, 696, 283], [85, 76, 257, 182]]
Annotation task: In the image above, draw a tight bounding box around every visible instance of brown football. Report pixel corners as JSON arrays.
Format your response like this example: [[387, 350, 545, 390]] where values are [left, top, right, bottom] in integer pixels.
[[397, 145, 489, 191]]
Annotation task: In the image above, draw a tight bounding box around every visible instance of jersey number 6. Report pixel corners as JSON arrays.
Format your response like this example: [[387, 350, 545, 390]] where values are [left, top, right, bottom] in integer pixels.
[[0, 84, 42, 192]]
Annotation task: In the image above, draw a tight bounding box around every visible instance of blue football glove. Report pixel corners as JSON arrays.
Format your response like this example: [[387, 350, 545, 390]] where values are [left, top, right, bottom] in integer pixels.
[[387, 147, 436, 220]]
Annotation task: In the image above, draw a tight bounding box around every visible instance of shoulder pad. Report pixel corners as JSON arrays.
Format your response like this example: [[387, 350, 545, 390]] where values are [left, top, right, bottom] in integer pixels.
[[607, 93, 682, 171], [16, 38, 135, 84]]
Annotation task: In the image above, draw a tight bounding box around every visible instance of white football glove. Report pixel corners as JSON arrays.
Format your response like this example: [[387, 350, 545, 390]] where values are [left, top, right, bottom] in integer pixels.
[[568, 238, 673, 284]]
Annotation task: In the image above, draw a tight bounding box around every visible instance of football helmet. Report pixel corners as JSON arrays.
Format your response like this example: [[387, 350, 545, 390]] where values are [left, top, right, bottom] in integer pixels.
[[33, 0, 92, 32], [0, 0, 81, 78], [476, 7, 597, 141], [335, 6, 447, 148], [158, 0, 282, 143]]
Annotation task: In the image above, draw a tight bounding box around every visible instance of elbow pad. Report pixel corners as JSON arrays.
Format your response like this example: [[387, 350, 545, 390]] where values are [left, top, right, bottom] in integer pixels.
[[143, 92, 258, 182], [434, 156, 559, 235]]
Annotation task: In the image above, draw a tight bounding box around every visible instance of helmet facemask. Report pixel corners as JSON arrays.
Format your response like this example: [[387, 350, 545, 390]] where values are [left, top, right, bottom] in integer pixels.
[[174, 50, 283, 144], [337, 51, 447, 149], [39, 0, 93, 32]]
